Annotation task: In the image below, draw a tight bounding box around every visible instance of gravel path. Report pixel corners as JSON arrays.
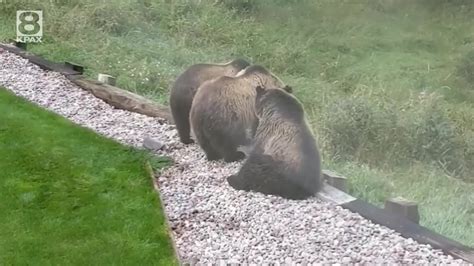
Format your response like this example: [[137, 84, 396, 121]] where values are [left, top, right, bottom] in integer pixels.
[[0, 48, 468, 265]]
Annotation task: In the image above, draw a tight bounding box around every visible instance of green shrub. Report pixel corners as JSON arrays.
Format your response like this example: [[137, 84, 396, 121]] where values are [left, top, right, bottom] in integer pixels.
[[457, 49, 474, 83], [322, 93, 396, 163], [321, 90, 472, 180], [399, 93, 462, 173]]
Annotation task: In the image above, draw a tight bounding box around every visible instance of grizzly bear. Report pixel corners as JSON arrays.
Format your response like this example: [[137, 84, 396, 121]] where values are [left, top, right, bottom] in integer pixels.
[[170, 59, 250, 144], [227, 86, 322, 199], [190, 65, 291, 162]]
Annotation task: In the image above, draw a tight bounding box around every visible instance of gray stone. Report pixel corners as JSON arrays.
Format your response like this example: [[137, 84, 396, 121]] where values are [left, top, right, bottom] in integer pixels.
[[143, 136, 164, 151]]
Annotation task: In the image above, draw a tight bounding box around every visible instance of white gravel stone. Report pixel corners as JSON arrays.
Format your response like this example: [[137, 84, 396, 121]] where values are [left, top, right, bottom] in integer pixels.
[[0, 47, 469, 265]]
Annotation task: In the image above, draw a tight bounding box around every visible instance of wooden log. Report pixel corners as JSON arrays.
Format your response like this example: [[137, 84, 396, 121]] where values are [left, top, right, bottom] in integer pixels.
[[323, 170, 348, 192], [71, 78, 174, 123], [97, 73, 116, 86], [384, 197, 420, 224]]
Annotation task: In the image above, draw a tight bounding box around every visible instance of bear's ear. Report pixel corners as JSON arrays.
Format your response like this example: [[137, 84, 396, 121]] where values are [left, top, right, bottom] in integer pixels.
[[283, 85, 293, 93], [255, 85, 265, 96]]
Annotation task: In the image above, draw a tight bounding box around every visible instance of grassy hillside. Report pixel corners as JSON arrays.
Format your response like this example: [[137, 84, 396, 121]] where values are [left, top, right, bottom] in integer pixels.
[[0, 0, 473, 246]]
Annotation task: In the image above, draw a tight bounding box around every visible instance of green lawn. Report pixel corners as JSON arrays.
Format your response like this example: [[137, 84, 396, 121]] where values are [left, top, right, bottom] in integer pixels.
[[0, 89, 177, 265], [0, 0, 473, 246]]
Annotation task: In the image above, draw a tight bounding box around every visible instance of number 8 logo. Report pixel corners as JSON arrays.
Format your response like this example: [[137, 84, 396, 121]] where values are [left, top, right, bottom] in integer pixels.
[[18, 11, 41, 35]]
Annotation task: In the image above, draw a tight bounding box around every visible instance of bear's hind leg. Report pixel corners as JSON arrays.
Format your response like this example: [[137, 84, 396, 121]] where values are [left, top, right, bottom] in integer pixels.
[[227, 153, 270, 192], [197, 135, 222, 161], [171, 98, 194, 144], [204, 148, 221, 161], [220, 134, 245, 162], [227, 174, 249, 191], [223, 151, 245, 163]]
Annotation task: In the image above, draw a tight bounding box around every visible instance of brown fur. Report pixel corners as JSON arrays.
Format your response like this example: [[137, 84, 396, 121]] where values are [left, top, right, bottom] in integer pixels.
[[190, 65, 291, 162], [227, 86, 322, 199], [170, 59, 250, 144]]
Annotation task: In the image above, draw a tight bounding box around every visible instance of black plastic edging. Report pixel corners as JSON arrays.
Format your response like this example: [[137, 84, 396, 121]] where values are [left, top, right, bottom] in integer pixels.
[[0, 43, 82, 76]]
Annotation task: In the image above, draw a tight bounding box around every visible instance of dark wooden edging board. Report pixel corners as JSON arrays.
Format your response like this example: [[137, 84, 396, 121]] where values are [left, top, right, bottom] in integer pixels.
[[341, 199, 474, 262], [319, 173, 473, 263], [2, 42, 473, 263], [0, 43, 82, 76], [318, 171, 474, 263]]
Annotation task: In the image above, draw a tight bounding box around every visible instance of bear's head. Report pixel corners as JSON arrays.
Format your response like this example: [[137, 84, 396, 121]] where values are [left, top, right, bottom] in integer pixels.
[[255, 86, 303, 121], [240, 65, 290, 90]]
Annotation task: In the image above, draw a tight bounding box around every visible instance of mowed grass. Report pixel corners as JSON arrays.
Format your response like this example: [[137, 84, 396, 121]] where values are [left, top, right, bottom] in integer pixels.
[[0, 0, 473, 246], [0, 89, 177, 265]]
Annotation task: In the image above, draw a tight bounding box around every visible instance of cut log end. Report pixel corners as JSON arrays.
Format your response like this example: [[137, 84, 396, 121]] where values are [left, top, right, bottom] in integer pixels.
[[384, 197, 420, 224], [98, 73, 117, 86], [323, 170, 348, 192]]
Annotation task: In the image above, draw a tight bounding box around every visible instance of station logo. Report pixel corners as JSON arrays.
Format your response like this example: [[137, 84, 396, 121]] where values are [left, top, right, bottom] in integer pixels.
[[16, 10, 43, 43]]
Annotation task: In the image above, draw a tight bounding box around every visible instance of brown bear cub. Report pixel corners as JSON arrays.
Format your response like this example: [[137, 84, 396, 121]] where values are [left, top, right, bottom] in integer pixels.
[[170, 59, 250, 144], [227, 86, 322, 200], [190, 65, 291, 162]]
